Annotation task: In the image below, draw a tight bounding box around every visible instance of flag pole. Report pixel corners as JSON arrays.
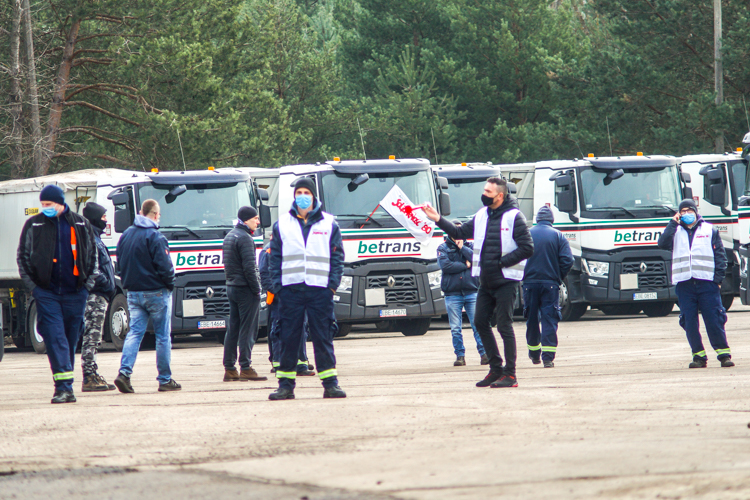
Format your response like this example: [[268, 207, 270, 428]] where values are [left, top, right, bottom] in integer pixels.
[[360, 205, 380, 229]]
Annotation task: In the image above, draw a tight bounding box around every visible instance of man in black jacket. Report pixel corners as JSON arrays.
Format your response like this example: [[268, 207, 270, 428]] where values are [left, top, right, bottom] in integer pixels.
[[17, 184, 98, 404], [80, 202, 117, 392], [424, 177, 534, 388], [221, 206, 267, 382], [523, 206, 573, 368], [114, 199, 180, 393]]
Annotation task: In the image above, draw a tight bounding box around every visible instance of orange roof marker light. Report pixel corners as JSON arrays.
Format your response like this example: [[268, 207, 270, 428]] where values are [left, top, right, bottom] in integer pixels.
[[389, 155, 395, 160], [636, 152, 644, 156], [208, 166, 215, 171], [151, 168, 159, 173], [461, 162, 467, 166], [738, 148, 743, 152], [333, 157, 341, 162], [588, 153, 594, 158]]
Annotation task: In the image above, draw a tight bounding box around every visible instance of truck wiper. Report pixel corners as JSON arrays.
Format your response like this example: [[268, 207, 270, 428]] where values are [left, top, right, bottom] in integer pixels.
[[659, 205, 676, 214], [593, 207, 638, 218], [161, 225, 202, 239], [357, 218, 383, 227], [334, 214, 384, 227]]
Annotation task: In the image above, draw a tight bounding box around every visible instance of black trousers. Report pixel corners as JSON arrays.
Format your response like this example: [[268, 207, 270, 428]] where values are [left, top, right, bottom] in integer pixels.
[[224, 285, 260, 370], [474, 282, 518, 376]]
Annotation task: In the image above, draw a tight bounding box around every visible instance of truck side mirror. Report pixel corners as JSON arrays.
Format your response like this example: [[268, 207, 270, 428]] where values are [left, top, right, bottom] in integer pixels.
[[165, 185, 186, 204], [348, 173, 369, 192], [550, 171, 577, 213], [507, 182, 517, 194], [439, 193, 451, 216], [683, 186, 693, 200], [256, 187, 269, 202], [437, 176, 449, 190], [259, 204, 272, 228], [681, 171, 691, 183], [699, 164, 727, 206], [107, 190, 134, 233]]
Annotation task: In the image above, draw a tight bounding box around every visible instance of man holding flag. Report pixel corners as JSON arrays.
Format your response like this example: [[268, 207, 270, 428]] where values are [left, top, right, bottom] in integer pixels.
[[423, 177, 533, 388]]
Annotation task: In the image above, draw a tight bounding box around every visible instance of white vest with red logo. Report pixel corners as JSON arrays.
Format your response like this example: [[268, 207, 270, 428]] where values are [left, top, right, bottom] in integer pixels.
[[471, 207, 526, 281], [279, 211, 334, 287], [671, 221, 714, 284]]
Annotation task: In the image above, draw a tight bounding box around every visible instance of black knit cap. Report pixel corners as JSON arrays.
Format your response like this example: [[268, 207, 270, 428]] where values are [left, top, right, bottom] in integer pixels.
[[83, 202, 107, 224], [678, 198, 698, 213], [237, 206, 258, 222], [40, 184, 65, 205], [293, 176, 316, 196]]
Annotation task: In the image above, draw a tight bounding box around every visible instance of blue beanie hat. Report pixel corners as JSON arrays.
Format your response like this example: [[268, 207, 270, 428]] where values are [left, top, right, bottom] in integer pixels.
[[40, 184, 65, 205]]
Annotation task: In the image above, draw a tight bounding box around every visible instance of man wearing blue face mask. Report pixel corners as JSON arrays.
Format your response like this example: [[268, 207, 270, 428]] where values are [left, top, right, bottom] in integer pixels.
[[268, 177, 346, 400], [658, 199, 733, 369], [16, 184, 98, 404]]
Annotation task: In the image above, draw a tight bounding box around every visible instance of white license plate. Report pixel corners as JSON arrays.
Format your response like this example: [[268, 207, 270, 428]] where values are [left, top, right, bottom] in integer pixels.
[[633, 292, 658, 301], [198, 320, 226, 329], [380, 309, 406, 318]]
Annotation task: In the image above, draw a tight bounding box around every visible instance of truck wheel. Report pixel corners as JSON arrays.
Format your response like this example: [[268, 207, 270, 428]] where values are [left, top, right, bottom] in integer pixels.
[[398, 318, 431, 336], [559, 279, 587, 322], [599, 304, 641, 316], [374, 320, 395, 332], [334, 323, 352, 338], [641, 301, 674, 317], [27, 301, 46, 354], [721, 294, 734, 311], [106, 294, 130, 352]]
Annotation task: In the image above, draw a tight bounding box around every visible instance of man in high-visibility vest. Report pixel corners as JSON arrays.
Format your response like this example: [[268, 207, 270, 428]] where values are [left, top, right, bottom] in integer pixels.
[[268, 177, 346, 400], [424, 176, 534, 388], [17, 184, 98, 404], [658, 199, 734, 368]]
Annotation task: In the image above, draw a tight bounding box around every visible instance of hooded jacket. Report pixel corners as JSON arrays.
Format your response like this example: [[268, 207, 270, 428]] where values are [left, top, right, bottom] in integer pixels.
[[269, 200, 344, 294], [223, 221, 261, 294], [523, 207, 573, 284], [91, 227, 116, 298], [17, 205, 98, 293], [436, 196, 534, 289], [437, 238, 479, 295], [657, 215, 726, 284], [116, 215, 175, 292]]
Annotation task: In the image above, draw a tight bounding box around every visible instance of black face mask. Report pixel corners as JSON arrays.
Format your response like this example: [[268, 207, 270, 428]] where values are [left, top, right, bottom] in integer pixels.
[[481, 194, 495, 207], [92, 218, 107, 231]]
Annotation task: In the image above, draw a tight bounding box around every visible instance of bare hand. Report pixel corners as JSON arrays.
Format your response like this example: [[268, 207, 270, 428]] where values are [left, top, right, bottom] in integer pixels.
[[456, 239, 463, 249], [466, 260, 471, 268], [422, 203, 440, 222], [673, 212, 681, 222]]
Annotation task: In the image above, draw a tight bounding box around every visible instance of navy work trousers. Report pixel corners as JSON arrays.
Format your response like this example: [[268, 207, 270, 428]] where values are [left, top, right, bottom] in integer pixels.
[[276, 285, 337, 390], [523, 281, 561, 362], [675, 278, 731, 361], [474, 282, 518, 376], [267, 299, 309, 368], [33, 286, 88, 392]]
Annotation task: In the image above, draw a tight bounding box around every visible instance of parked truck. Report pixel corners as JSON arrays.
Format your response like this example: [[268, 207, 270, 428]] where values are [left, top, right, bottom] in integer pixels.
[[275, 157, 451, 337], [0, 167, 271, 353]]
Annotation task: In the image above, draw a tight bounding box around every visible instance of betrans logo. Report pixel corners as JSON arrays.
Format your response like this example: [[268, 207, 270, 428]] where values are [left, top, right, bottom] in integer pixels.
[[614, 229, 661, 246], [172, 250, 224, 270], [357, 240, 422, 258]]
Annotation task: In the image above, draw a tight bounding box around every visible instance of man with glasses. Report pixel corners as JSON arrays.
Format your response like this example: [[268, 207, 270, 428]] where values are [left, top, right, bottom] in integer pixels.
[[658, 199, 733, 369]]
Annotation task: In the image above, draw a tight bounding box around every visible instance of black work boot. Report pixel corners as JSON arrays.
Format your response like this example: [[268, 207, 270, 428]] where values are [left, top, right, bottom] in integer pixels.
[[269, 387, 295, 400], [543, 360, 555, 368], [689, 359, 707, 369], [323, 386, 347, 399], [114, 373, 135, 393], [297, 367, 316, 376], [51, 390, 77, 404], [158, 379, 182, 392], [454, 356, 466, 366], [490, 375, 518, 388], [476, 372, 502, 387], [529, 351, 541, 365], [720, 358, 735, 367]]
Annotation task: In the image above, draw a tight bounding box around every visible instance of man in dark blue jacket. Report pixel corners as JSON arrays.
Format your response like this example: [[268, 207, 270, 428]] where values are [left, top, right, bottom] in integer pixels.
[[114, 199, 180, 393], [268, 177, 345, 400], [80, 202, 116, 392], [657, 199, 732, 369], [437, 220, 487, 367], [523, 206, 573, 368]]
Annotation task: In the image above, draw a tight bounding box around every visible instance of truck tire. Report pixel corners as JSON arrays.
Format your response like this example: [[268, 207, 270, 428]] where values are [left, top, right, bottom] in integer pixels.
[[334, 323, 352, 338], [599, 304, 642, 316], [27, 301, 46, 354], [105, 294, 130, 352], [641, 301, 674, 317], [398, 318, 431, 336], [559, 278, 587, 322], [721, 294, 734, 311], [374, 320, 395, 332]]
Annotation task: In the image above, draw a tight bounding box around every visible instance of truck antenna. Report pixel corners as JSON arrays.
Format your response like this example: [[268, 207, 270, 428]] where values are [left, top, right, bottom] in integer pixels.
[[357, 117, 367, 160], [170, 118, 187, 171], [743, 95, 750, 131], [431, 127, 438, 165], [606, 116, 613, 156]]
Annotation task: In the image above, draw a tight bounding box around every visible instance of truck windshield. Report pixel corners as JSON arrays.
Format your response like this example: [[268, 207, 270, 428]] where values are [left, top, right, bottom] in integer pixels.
[[444, 178, 486, 221], [138, 181, 254, 229], [580, 166, 681, 215], [320, 170, 436, 227]]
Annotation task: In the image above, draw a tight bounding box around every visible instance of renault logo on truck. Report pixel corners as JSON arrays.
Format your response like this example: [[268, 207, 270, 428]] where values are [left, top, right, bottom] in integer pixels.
[[640, 262, 648, 273], [387, 276, 396, 288], [206, 286, 215, 299]]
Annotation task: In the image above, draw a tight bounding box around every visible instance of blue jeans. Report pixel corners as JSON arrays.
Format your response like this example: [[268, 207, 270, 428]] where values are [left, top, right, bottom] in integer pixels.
[[444, 293, 484, 357], [119, 289, 173, 385], [675, 279, 730, 361], [523, 281, 561, 362]]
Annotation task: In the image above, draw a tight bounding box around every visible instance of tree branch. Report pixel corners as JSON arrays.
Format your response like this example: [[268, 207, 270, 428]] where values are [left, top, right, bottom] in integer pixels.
[[64, 101, 143, 127], [59, 127, 135, 150], [72, 57, 114, 67], [52, 151, 135, 167]]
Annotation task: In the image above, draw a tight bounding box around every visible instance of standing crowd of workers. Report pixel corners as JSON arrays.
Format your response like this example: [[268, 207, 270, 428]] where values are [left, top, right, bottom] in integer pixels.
[[18, 176, 734, 404]]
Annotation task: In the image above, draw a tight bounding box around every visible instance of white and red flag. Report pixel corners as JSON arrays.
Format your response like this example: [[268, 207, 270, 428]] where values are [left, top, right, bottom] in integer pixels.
[[379, 185, 435, 243]]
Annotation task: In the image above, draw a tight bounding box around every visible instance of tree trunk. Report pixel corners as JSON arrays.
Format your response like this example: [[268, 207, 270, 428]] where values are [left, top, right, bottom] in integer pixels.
[[40, 17, 82, 175], [8, 0, 24, 178], [20, 0, 43, 177]]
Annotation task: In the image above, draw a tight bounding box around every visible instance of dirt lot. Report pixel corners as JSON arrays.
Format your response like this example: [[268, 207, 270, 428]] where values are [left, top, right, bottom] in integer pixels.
[[1, 305, 749, 499]]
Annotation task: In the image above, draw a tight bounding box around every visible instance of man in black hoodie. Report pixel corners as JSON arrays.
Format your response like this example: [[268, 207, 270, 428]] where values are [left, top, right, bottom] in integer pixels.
[[80, 202, 117, 392], [657, 199, 733, 369], [221, 206, 267, 382], [424, 177, 534, 388]]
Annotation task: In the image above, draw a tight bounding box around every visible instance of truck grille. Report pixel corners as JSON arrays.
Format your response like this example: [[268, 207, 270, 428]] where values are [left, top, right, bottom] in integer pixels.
[[184, 285, 229, 317], [622, 261, 666, 274], [616, 259, 668, 291], [366, 274, 419, 304]]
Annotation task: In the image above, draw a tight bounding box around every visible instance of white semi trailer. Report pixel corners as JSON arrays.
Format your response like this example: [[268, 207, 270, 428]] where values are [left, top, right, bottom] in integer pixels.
[[0, 167, 271, 354]]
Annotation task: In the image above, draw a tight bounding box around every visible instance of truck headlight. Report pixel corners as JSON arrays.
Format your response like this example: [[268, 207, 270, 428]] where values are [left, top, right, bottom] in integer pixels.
[[428, 270, 442, 288], [337, 276, 352, 292], [583, 258, 609, 278]]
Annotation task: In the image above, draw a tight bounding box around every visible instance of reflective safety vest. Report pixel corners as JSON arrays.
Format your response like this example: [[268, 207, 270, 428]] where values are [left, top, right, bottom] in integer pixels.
[[671, 221, 715, 284], [279, 211, 334, 287], [471, 207, 526, 281]]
